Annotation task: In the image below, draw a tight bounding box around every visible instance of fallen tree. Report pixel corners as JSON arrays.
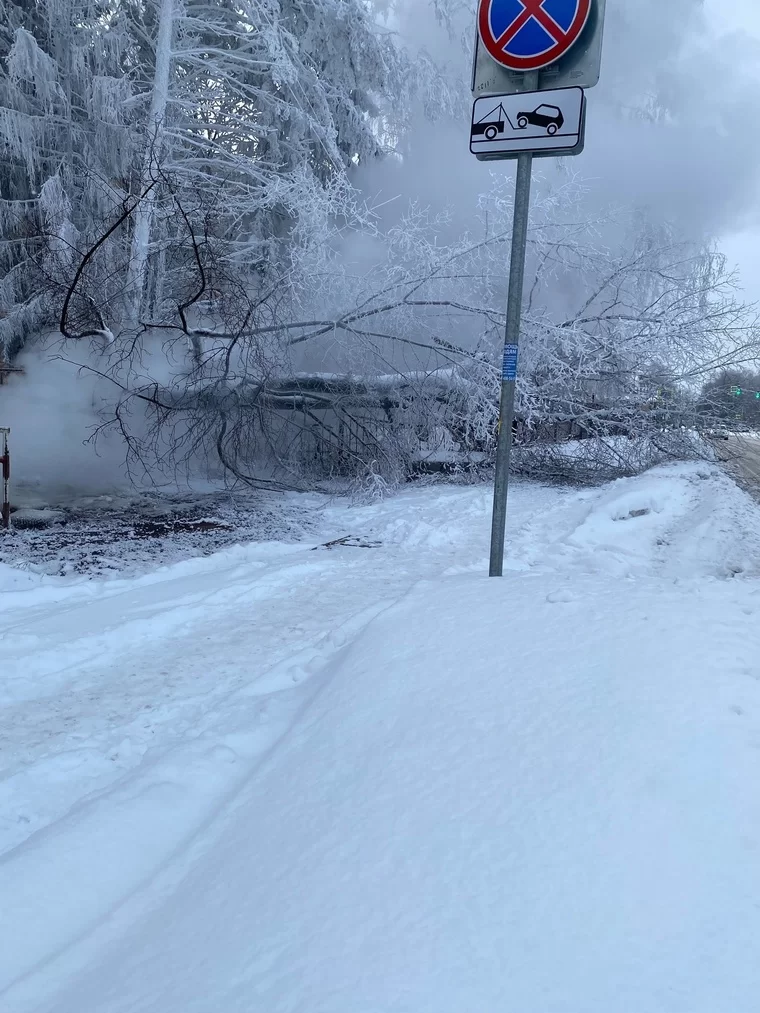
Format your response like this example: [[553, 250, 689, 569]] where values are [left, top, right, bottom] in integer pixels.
[[19, 173, 760, 489]]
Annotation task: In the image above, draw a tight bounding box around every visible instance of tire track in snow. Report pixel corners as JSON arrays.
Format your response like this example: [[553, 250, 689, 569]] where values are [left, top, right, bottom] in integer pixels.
[[0, 597, 402, 1002]]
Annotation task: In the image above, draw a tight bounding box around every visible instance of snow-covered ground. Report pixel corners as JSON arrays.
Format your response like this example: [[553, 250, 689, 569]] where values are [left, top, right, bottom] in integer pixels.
[[2, 462, 760, 1011]]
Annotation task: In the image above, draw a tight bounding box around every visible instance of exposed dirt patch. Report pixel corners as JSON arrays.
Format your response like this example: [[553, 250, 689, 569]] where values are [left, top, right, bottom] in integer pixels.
[[132, 518, 233, 538], [0, 489, 319, 578]]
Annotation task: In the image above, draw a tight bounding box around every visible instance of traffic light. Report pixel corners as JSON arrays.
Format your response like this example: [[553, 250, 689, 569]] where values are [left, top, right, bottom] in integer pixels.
[[731, 386, 743, 396]]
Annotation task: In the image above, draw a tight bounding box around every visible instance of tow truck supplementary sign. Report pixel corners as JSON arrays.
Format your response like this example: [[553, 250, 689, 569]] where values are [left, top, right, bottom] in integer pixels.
[[478, 0, 592, 73], [470, 86, 584, 159]]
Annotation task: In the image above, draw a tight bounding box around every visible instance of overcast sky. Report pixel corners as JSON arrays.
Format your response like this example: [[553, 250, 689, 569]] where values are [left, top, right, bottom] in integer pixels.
[[705, 0, 760, 300], [707, 0, 760, 35], [373, 1, 760, 306]]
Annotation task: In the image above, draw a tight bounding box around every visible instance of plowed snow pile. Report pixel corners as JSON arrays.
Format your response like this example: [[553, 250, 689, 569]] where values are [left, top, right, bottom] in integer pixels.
[[2, 462, 760, 1012]]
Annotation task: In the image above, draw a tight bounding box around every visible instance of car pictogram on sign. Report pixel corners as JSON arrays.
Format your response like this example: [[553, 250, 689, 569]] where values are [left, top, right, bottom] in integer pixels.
[[515, 104, 564, 135]]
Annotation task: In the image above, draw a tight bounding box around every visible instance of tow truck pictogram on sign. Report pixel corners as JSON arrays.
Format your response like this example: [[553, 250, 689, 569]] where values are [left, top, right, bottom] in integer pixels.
[[478, 0, 592, 72]]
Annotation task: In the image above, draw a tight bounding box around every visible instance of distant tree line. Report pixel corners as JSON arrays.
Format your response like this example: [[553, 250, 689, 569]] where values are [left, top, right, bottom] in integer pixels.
[[698, 371, 760, 426]]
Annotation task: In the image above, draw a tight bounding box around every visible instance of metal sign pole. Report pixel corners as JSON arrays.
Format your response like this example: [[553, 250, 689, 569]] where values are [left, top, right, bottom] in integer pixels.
[[1, 428, 10, 530], [474, 0, 605, 574], [489, 70, 538, 577]]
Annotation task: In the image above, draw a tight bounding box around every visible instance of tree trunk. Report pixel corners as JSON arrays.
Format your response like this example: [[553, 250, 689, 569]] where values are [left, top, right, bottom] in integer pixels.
[[50, 0, 75, 201], [126, 0, 175, 324]]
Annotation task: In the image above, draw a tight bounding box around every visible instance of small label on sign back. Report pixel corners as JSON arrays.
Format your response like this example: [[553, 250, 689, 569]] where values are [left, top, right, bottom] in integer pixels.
[[502, 344, 519, 380]]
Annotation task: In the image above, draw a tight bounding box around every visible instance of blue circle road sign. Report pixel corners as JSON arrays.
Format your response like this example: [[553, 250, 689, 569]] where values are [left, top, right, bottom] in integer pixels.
[[478, 0, 592, 72]]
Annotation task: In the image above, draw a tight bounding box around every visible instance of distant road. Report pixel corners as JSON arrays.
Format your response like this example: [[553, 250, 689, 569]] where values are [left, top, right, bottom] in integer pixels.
[[713, 434, 760, 489]]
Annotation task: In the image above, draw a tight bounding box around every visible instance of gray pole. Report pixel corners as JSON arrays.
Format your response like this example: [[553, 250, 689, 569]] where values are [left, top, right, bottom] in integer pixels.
[[1, 428, 10, 530], [488, 70, 539, 577]]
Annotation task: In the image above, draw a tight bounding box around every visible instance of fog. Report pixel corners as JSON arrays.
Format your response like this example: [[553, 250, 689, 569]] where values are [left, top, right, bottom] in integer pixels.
[[1, 346, 130, 498], [375, 0, 760, 240], [4, 0, 760, 496]]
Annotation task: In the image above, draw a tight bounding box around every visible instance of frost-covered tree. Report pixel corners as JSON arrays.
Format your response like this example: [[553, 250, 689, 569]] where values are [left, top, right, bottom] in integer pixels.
[[120, 0, 404, 321], [0, 0, 134, 354], [0, 0, 403, 356]]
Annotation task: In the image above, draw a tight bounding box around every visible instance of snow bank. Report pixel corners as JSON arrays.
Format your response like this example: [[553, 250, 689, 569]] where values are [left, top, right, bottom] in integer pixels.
[[510, 462, 760, 579], [0, 562, 46, 593], [325, 462, 760, 582]]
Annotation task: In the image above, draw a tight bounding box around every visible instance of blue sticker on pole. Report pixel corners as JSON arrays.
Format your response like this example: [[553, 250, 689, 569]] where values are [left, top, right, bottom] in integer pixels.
[[502, 344, 519, 380]]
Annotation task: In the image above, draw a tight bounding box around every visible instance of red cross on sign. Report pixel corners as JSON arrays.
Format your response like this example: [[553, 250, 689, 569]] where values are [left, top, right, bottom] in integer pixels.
[[478, 0, 592, 72]]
